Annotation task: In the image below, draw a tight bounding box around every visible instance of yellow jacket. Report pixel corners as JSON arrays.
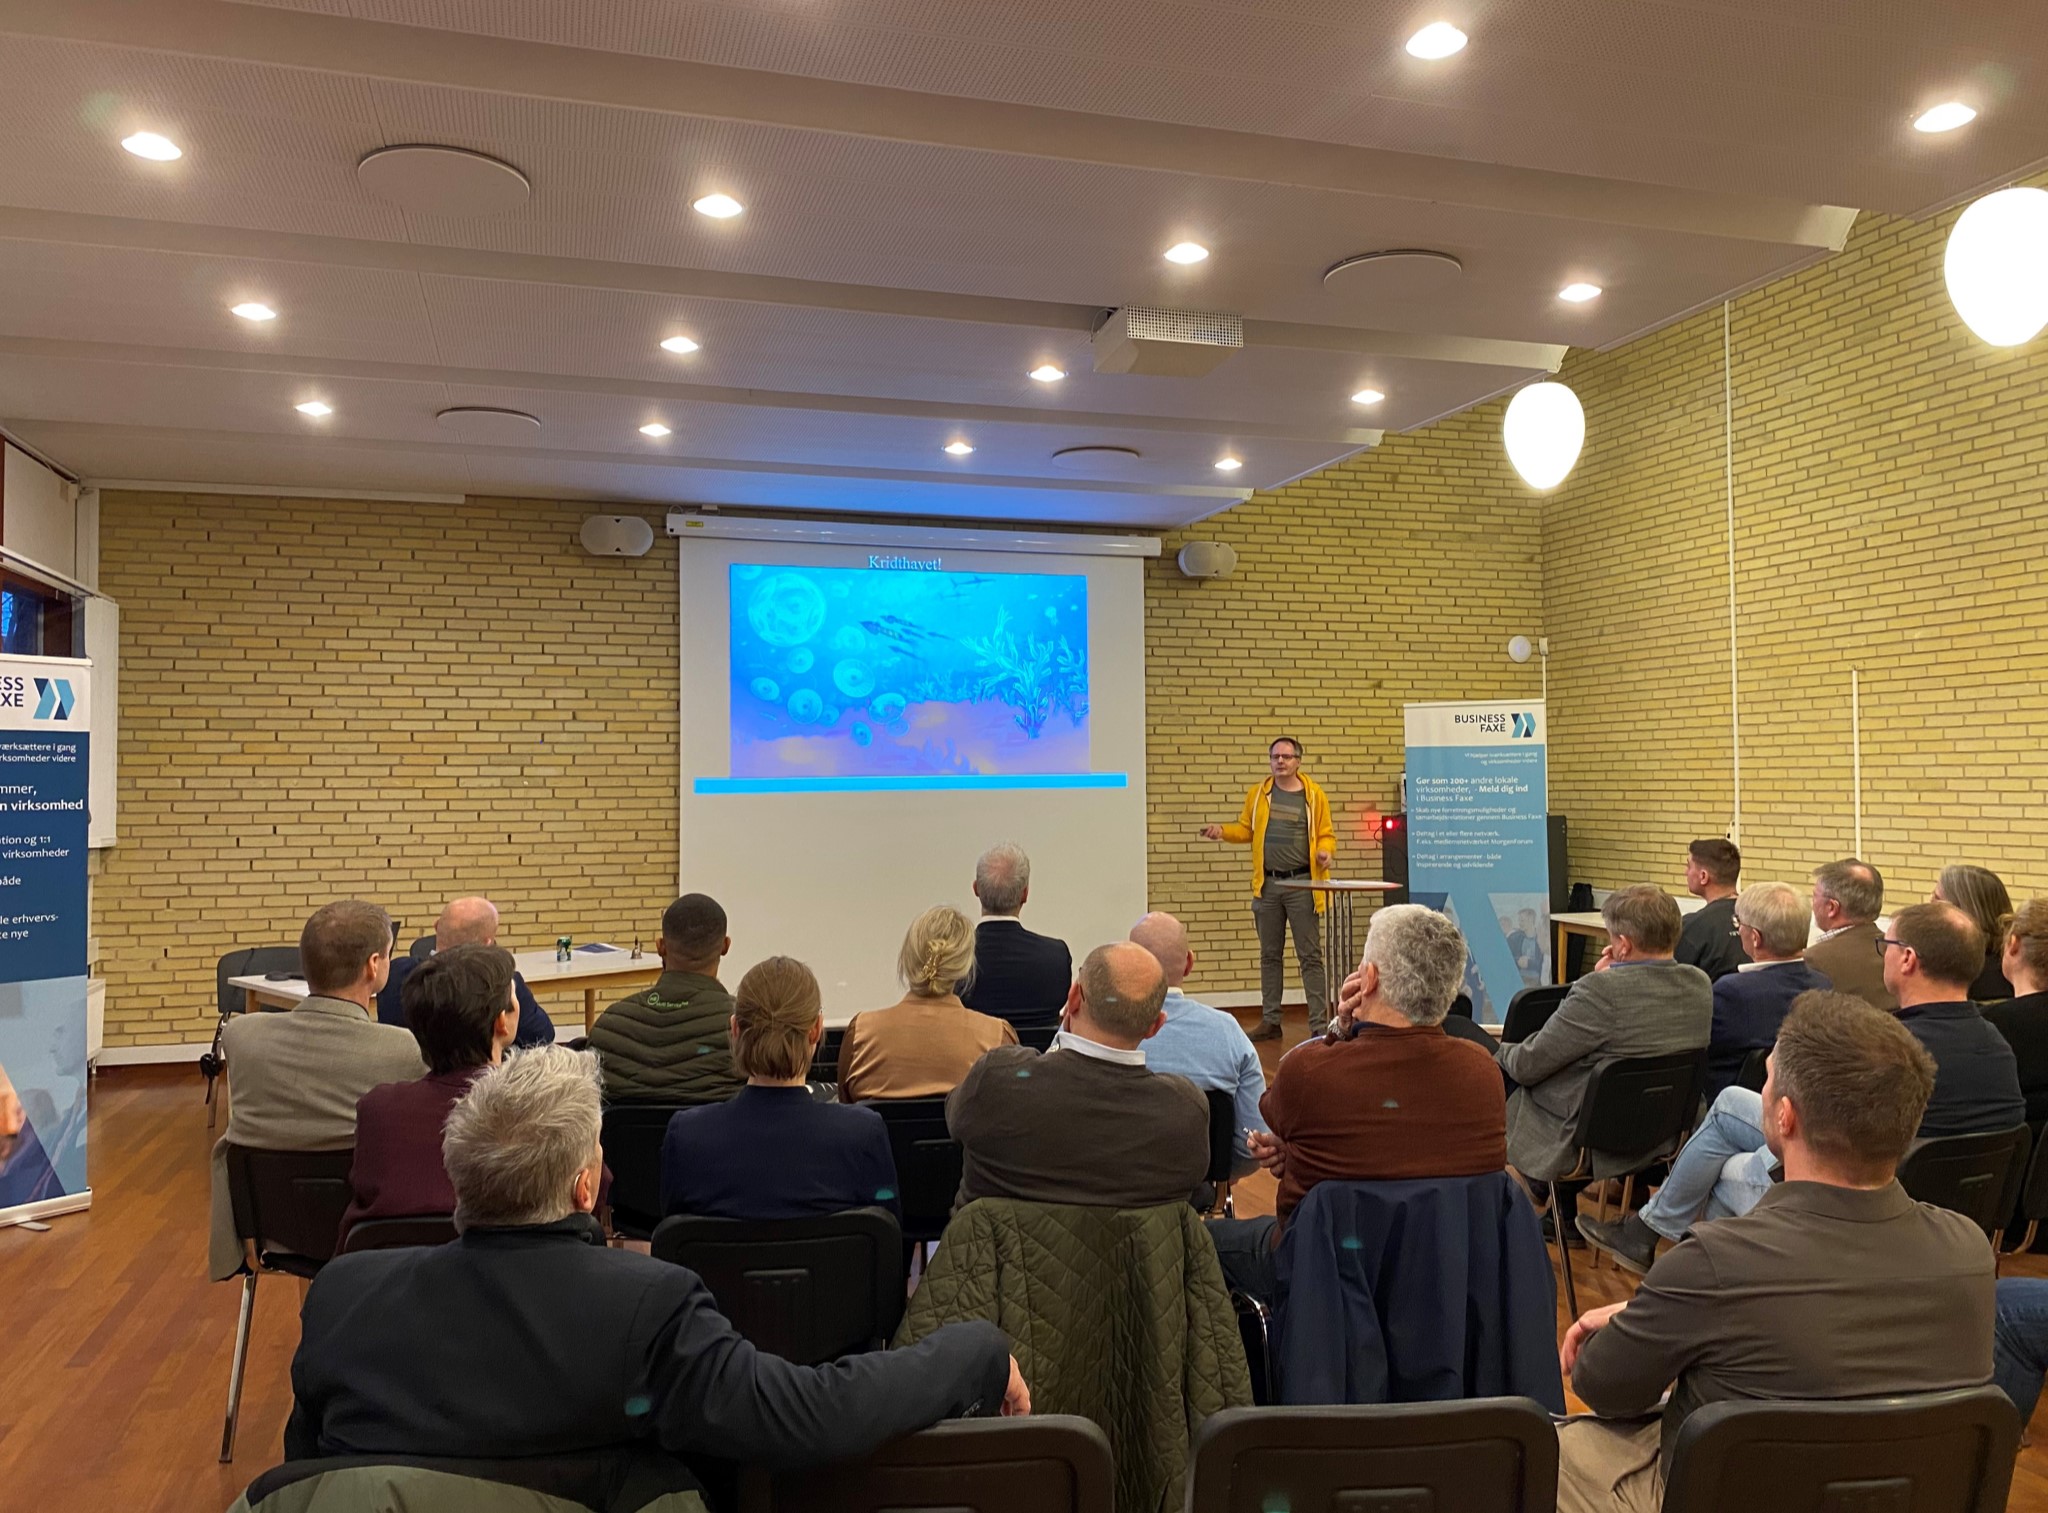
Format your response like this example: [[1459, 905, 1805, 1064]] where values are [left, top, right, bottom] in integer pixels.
[[1220, 773, 1337, 911]]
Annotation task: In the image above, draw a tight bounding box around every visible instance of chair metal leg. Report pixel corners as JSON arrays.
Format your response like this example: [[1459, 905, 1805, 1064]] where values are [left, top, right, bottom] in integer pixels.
[[219, 1271, 257, 1463], [1550, 1185, 1580, 1320]]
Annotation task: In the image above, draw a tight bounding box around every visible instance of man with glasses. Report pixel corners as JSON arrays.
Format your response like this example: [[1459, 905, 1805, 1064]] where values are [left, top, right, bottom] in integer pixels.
[[1200, 737, 1337, 1040], [1580, 900, 2023, 1275]]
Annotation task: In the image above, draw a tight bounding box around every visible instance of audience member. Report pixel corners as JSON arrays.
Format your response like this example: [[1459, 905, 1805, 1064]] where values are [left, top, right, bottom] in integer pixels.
[[1582, 904, 2024, 1271], [1804, 858, 1894, 1010], [376, 895, 555, 1048], [1675, 839, 1749, 979], [1935, 863, 2015, 1001], [1985, 898, 2048, 1124], [209, 901, 425, 1281], [957, 843, 1073, 1031], [947, 941, 1207, 1209], [1703, 881, 1831, 1097], [663, 957, 899, 1220], [1496, 886, 1711, 1184], [340, 944, 519, 1249], [1208, 904, 1507, 1302], [1126, 911, 1267, 1175], [1992, 1277, 2048, 1425], [837, 905, 1016, 1101], [287, 1047, 1026, 1474], [1557, 993, 1995, 1513], [588, 894, 741, 1104]]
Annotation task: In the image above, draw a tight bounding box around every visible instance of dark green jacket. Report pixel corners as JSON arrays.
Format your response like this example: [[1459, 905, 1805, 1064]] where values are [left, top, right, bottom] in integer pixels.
[[896, 1199, 1252, 1513], [588, 971, 742, 1104]]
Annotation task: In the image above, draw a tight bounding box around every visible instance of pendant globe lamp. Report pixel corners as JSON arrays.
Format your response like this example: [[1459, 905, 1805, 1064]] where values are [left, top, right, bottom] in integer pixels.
[[1945, 187, 2048, 347], [1502, 381, 1585, 491]]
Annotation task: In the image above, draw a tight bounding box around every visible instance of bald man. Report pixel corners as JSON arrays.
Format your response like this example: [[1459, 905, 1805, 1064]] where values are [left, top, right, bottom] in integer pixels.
[[946, 941, 1209, 1209], [377, 896, 557, 1049], [1128, 912, 1267, 1175]]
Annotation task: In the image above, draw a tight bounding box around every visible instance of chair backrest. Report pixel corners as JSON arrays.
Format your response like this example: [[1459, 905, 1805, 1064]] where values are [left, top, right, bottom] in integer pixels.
[[740, 1415, 1115, 1513], [1737, 1044, 1770, 1093], [1186, 1398, 1559, 1513], [243, 1446, 706, 1513], [341, 1215, 459, 1253], [599, 1101, 687, 1239], [407, 934, 435, 961], [2017, 1123, 2048, 1224], [1018, 1022, 1060, 1053], [807, 1025, 845, 1085], [223, 1144, 355, 1272], [1575, 1049, 1709, 1165], [1897, 1126, 2031, 1237], [649, 1208, 905, 1364], [1499, 985, 1569, 1044], [1448, 992, 1475, 1020], [862, 1095, 963, 1243], [216, 945, 302, 1019], [1661, 1387, 2020, 1513], [1204, 1088, 1237, 1186]]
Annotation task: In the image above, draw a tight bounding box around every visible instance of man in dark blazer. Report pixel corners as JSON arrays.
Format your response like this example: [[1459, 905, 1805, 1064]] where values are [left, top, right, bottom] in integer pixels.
[[1675, 838, 1749, 980], [958, 842, 1072, 1032], [1703, 881, 1832, 1098], [1804, 858, 1895, 1010], [289, 1047, 1026, 1482], [378, 895, 555, 1048]]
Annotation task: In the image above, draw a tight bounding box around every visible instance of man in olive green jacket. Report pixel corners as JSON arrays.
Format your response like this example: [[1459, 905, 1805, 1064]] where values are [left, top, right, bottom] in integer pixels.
[[588, 894, 742, 1104]]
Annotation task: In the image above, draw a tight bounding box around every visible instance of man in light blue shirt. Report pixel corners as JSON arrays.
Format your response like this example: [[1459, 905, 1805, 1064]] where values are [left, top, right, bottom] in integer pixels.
[[1129, 912, 1268, 1174]]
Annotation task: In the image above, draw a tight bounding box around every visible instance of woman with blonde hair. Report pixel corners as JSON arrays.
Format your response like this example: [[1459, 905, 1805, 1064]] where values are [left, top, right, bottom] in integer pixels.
[[1933, 864, 2015, 1001], [659, 955, 899, 1220], [837, 905, 1018, 1102], [1987, 899, 2048, 1125]]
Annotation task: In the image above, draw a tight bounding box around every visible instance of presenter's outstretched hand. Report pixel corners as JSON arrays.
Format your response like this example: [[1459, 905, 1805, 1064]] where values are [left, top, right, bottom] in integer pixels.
[[1199, 825, 1223, 840], [1247, 1130, 1287, 1179], [1001, 1356, 1032, 1416]]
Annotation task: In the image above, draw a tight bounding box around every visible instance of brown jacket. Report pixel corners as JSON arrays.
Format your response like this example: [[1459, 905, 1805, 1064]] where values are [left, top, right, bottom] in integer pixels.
[[1804, 921, 1896, 1011], [836, 993, 1016, 1102]]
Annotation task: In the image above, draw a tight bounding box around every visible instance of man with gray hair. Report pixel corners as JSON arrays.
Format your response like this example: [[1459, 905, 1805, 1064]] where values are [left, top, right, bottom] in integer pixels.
[[377, 894, 556, 1048], [1206, 904, 1508, 1302], [1701, 882, 1832, 1099], [959, 842, 1073, 1032], [949, 941, 1209, 1208], [286, 1047, 1027, 1477], [1128, 911, 1269, 1174], [1805, 858, 1894, 1011]]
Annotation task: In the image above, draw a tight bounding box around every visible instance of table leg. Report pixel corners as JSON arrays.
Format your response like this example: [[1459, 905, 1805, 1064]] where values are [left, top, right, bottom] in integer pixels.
[[1552, 923, 1566, 985], [244, 988, 259, 1015], [584, 987, 598, 1036]]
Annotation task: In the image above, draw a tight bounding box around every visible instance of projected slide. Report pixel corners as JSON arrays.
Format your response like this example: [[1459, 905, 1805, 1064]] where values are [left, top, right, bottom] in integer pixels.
[[730, 563, 1089, 781]]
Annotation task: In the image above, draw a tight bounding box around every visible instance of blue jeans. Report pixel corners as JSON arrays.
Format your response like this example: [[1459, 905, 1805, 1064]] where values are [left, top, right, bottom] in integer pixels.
[[1996, 1278, 2048, 1423], [1637, 1087, 1774, 1242]]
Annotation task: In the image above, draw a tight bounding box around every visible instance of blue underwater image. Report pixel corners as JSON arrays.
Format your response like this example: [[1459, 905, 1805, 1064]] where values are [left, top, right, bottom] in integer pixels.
[[729, 564, 1090, 778]]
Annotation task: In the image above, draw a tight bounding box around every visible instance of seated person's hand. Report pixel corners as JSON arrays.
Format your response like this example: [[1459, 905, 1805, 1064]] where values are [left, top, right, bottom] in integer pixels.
[[1559, 1300, 1628, 1374], [1246, 1129, 1287, 1178], [1592, 944, 1617, 972], [1001, 1355, 1031, 1416]]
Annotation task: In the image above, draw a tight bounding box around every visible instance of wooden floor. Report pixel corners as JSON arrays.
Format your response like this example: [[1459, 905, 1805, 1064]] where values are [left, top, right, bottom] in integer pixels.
[[6, 1030, 2048, 1512]]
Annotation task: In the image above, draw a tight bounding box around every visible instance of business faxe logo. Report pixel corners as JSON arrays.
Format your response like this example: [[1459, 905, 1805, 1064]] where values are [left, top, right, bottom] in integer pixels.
[[32, 678, 75, 720], [1510, 712, 1538, 738]]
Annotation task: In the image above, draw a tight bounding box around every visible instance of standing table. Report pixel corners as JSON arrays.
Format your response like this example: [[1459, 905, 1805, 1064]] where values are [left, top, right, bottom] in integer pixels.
[[1271, 879, 1401, 990]]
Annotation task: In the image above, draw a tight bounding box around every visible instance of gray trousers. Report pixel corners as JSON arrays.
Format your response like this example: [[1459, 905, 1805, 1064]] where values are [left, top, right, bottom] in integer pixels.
[[1252, 883, 1327, 1032]]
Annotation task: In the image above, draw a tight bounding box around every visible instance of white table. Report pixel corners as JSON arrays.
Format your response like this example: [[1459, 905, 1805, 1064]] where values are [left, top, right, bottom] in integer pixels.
[[229, 944, 666, 1035], [1551, 896, 1706, 983]]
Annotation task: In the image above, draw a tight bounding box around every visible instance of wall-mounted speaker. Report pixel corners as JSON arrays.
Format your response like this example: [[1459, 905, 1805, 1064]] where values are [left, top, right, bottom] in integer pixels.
[[1176, 541, 1239, 579], [579, 515, 656, 557]]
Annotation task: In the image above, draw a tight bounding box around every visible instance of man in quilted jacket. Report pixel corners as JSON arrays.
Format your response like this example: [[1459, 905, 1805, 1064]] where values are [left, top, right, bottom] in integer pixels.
[[588, 894, 743, 1103]]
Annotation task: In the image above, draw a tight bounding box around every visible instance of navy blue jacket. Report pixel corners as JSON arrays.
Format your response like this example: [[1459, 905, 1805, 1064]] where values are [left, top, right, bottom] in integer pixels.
[[661, 1085, 900, 1221], [377, 954, 556, 1049], [1706, 960, 1833, 1098], [1272, 1174, 1565, 1411], [1900, 1000, 2027, 1136]]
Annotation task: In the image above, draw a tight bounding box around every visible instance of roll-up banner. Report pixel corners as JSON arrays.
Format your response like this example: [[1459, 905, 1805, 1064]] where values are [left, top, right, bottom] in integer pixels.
[[0, 655, 92, 1225], [1402, 700, 1548, 1025]]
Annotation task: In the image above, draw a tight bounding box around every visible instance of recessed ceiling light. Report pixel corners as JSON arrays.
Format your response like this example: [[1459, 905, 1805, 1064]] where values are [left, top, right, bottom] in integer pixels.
[[944, 441, 975, 456], [231, 302, 277, 322], [1164, 242, 1210, 265], [1351, 388, 1386, 406], [1405, 22, 1468, 60], [693, 193, 744, 219], [1914, 102, 1978, 134], [660, 336, 701, 355], [1029, 364, 1067, 382], [121, 131, 182, 161], [294, 401, 332, 417], [639, 422, 672, 437], [1558, 282, 1603, 303], [1214, 456, 1243, 472]]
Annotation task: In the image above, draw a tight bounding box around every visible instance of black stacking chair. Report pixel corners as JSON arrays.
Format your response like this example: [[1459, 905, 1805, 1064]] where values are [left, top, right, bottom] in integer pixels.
[[1500, 985, 1569, 1045], [1736, 1044, 1770, 1093], [1897, 1125, 2031, 1240], [1541, 1048, 1708, 1317], [864, 1095, 962, 1246], [1661, 1387, 2019, 1513], [407, 934, 435, 960], [1203, 1088, 1238, 1217], [2002, 1122, 2048, 1256], [808, 1025, 845, 1084], [220, 1144, 355, 1462], [650, 1208, 905, 1364], [1018, 1022, 1060, 1052], [341, 1215, 459, 1253], [740, 1416, 1115, 1513], [1186, 1397, 1559, 1513], [600, 1102, 688, 1240], [202, 945, 301, 1126]]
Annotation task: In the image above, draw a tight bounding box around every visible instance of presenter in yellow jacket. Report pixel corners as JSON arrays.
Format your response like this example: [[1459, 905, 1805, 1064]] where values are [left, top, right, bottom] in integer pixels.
[[1200, 737, 1336, 1039]]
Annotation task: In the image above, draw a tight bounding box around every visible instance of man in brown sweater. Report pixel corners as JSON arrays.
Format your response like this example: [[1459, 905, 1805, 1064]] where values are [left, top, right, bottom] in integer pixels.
[[946, 941, 1208, 1210], [1208, 904, 1508, 1302]]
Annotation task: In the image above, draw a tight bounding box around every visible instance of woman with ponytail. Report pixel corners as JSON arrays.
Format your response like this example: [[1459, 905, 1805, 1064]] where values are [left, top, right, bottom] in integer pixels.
[[837, 905, 1018, 1102], [659, 955, 899, 1220]]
